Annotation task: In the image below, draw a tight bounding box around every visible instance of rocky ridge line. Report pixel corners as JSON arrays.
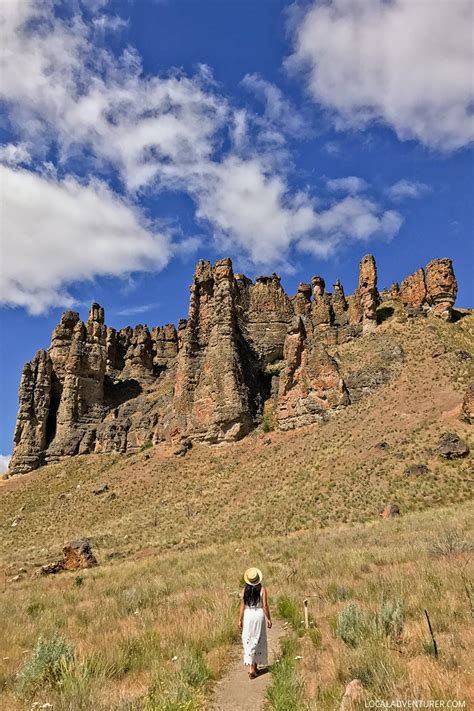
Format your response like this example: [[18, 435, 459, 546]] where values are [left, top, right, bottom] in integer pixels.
[[9, 255, 458, 475]]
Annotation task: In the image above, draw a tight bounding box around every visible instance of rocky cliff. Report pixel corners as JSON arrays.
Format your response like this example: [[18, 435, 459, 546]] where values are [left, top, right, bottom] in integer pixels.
[[8, 255, 459, 474]]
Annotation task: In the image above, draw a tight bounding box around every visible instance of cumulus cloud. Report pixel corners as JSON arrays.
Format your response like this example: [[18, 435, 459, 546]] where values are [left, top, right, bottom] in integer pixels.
[[327, 176, 367, 194], [0, 454, 11, 473], [387, 179, 431, 201], [288, 0, 474, 151], [0, 165, 171, 313], [0, 0, 405, 311], [0, 143, 31, 166], [300, 197, 402, 258]]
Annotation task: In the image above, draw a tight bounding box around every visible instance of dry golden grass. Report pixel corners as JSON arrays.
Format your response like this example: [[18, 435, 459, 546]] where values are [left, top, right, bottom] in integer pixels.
[[0, 310, 472, 709]]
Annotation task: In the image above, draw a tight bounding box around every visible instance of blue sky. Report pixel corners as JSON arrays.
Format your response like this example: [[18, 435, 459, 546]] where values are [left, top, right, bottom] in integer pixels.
[[0, 0, 473, 465]]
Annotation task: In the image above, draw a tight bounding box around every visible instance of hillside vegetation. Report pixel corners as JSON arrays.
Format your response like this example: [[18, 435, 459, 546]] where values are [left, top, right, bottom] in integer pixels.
[[0, 309, 472, 709]]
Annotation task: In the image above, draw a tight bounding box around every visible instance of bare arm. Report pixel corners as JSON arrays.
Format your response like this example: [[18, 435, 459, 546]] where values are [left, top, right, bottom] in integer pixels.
[[239, 591, 245, 629], [262, 587, 272, 628]]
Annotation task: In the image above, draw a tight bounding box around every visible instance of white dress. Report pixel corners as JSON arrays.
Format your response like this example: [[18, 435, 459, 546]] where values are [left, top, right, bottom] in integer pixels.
[[242, 588, 268, 666]]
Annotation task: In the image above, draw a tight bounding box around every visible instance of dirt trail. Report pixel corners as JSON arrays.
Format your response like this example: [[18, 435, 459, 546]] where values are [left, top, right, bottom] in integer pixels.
[[210, 619, 286, 711]]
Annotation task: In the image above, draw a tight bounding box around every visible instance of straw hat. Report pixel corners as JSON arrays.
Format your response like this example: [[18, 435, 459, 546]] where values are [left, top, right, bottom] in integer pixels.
[[244, 567, 263, 586]]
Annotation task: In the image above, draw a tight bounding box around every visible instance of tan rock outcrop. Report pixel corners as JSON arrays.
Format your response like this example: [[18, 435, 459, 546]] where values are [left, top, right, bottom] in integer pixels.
[[425, 258, 458, 321], [172, 258, 253, 443], [9, 253, 460, 474], [292, 282, 312, 317], [277, 316, 350, 430], [399, 268, 426, 314], [9, 350, 52, 474], [350, 255, 379, 333]]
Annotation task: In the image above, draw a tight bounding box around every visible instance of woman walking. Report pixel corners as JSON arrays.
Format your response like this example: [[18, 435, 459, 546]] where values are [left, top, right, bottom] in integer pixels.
[[239, 567, 272, 679]]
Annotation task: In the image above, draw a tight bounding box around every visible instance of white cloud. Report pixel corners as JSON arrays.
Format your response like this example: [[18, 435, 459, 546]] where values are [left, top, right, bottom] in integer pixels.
[[327, 176, 367, 194], [241, 73, 306, 138], [0, 143, 31, 166], [299, 197, 402, 258], [0, 454, 11, 473], [0, 0, 405, 311], [387, 179, 431, 201], [288, 0, 474, 151], [0, 166, 171, 314], [116, 302, 161, 317]]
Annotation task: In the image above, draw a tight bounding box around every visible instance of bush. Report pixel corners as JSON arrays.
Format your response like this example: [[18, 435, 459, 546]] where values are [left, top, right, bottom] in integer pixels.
[[336, 603, 367, 647], [181, 648, 212, 688], [376, 598, 404, 639], [428, 530, 473, 557], [16, 635, 74, 697]]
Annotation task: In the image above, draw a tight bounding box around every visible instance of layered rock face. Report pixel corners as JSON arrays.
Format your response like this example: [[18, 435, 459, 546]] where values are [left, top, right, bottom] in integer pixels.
[[350, 255, 379, 333], [277, 317, 349, 430], [397, 259, 457, 321], [172, 258, 254, 443], [9, 254, 460, 475]]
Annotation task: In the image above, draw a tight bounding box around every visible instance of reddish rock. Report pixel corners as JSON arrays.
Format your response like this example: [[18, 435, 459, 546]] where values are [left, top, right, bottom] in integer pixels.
[[381, 503, 400, 518], [39, 539, 97, 575], [399, 268, 426, 314], [277, 317, 349, 430], [63, 539, 98, 571], [350, 255, 379, 333], [425, 258, 458, 321]]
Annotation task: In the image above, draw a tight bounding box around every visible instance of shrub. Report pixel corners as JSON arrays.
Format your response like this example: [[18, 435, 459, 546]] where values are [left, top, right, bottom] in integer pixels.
[[16, 635, 74, 697], [336, 603, 367, 647], [181, 648, 212, 688], [376, 599, 404, 639], [428, 530, 473, 557], [140, 440, 153, 451]]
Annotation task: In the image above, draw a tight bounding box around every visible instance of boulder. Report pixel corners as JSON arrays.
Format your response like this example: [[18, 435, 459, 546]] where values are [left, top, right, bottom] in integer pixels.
[[63, 539, 98, 570], [405, 464, 430, 476], [381, 503, 400, 518], [340, 679, 365, 711], [39, 539, 98, 575], [437, 432, 469, 459]]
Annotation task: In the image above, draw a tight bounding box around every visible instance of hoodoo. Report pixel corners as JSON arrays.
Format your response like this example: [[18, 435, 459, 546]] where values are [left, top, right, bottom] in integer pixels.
[[8, 254, 459, 475]]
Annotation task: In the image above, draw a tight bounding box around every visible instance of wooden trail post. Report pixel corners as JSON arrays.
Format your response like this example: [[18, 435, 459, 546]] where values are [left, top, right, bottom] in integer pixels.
[[304, 598, 309, 630]]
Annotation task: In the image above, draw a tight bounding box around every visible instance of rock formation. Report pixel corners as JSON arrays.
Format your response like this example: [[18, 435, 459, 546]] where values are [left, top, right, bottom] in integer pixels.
[[399, 268, 427, 315], [277, 316, 349, 430], [397, 259, 457, 321], [350, 255, 379, 333], [8, 253, 460, 475], [425, 258, 458, 321], [172, 258, 254, 443]]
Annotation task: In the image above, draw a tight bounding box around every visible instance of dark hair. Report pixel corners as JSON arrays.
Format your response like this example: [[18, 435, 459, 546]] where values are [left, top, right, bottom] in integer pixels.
[[244, 583, 262, 607]]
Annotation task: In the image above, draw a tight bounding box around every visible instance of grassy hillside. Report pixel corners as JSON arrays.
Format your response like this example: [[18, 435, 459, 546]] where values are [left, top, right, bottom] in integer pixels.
[[0, 309, 472, 709]]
